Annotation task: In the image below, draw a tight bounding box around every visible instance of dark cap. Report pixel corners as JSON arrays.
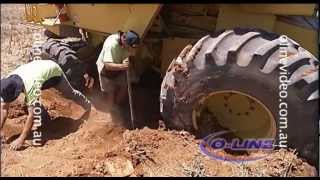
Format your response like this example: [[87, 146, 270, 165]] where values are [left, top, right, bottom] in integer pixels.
[[0, 75, 24, 103], [125, 30, 140, 47]]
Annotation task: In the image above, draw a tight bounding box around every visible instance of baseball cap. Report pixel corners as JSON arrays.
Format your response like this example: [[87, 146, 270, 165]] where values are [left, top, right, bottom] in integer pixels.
[[0, 75, 24, 103], [125, 30, 140, 48]]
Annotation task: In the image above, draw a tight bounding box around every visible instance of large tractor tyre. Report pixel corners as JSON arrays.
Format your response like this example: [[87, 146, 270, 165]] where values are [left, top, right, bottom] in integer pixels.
[[160, 28, 319, 164]]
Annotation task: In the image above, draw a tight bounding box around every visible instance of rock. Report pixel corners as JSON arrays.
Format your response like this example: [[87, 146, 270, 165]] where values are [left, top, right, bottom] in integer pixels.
[[104, 156, 134, 177]]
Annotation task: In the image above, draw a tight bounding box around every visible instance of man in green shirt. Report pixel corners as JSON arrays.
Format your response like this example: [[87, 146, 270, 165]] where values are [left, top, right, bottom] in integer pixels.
[[96, 30, 140, 107], [0, 60, 91, 150]]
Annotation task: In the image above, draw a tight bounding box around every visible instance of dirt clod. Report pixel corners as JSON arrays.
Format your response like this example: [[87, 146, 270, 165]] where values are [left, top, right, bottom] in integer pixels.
[[7, 98, 28, 119]]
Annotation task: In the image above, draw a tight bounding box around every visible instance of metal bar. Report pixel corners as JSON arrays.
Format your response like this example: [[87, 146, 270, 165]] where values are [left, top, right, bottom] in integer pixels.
[[126, 57, 135, 129]]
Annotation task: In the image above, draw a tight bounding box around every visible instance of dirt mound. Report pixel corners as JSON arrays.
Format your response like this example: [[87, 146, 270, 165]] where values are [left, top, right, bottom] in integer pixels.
[[0, 88, 318, 177], [90, 128, 317, 177], [7, 98, 28, 119]]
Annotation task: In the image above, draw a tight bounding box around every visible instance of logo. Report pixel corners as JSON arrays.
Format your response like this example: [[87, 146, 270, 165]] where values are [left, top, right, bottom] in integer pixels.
[[199, 130, 274, 162]]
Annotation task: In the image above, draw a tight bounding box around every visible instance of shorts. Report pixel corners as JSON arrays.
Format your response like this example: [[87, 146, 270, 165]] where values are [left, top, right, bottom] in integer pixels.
[[98, 69, 127, 94]]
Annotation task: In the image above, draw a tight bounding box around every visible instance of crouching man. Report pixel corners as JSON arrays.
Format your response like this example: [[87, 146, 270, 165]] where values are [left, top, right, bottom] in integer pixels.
[[0, 60, 91, 150], [96, 30, 140, 108]]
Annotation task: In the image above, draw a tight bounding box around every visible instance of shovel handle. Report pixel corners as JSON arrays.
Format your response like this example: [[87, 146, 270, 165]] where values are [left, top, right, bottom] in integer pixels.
[[126, 57, 135, 129]]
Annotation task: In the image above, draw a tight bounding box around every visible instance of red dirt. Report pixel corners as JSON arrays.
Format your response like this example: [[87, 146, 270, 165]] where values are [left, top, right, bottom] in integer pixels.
[[7, 99, 28, 119], [0, 89, 317, 177]]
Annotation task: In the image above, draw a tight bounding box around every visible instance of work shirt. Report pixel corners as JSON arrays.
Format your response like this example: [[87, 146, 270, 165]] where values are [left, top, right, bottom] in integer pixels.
[[9, 60, 63, 106], [96, 33, 129, 74]]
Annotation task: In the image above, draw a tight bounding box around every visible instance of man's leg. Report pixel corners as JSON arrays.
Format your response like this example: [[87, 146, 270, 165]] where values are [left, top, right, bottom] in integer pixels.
[[114, 73, 128, 105], [108, 89, 116, 107], [115, 84, 128, 105], [99, 71, 117, 107], [54, 73, 91, 111]]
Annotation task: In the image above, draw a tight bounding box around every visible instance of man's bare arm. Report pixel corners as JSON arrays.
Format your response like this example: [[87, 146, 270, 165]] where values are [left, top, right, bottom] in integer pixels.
[[104, 62, 128, 71], [1, 102, 9, 129], [1, 102, 9, 139], [20, 106, 34, 141], [9, 105, 34, 150]]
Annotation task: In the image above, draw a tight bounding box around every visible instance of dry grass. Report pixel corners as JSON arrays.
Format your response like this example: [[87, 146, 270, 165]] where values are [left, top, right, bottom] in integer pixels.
[[1, 4, 45, 78], [181, 156, 207, 177]]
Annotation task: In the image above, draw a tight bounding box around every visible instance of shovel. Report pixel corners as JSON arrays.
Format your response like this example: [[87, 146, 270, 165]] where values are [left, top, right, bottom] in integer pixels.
[[126, 57, 135, 129]]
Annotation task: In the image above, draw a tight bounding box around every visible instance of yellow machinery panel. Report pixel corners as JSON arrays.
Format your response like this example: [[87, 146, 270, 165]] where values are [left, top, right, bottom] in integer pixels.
[[25, 4, 57, 23], [274, 21, 318, 57], [37, 3, 57, 18], [215, 5, 318, 58], [25, 4, 161, 38], [24, 3, 318, 70], [168, 4, 208, 15], [67, 4, 160, 37], [216, 6, 276, 32], [238, 4, 316, 16], [160, 38, 197, 75], [122, 4, 162, 38]]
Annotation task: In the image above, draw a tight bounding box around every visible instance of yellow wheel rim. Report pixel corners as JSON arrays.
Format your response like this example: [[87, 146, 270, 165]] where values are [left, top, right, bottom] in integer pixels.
[[192, 90, 276, 140]]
